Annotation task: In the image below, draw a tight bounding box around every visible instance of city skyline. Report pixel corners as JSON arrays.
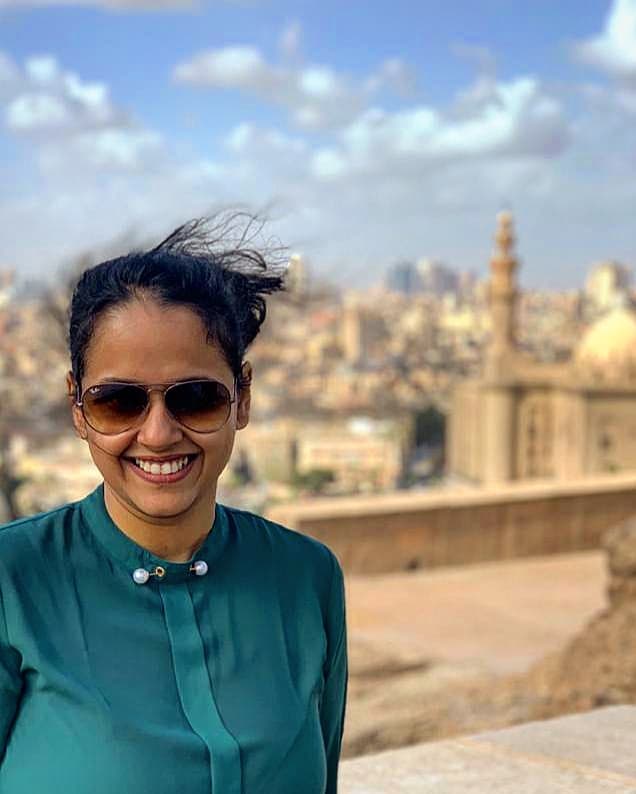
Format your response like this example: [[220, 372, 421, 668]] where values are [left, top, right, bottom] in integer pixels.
[[0, 0, 634, 289]]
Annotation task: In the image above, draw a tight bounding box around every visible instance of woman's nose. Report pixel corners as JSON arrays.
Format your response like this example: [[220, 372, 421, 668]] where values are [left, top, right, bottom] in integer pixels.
[[136, 393, 183, 446]]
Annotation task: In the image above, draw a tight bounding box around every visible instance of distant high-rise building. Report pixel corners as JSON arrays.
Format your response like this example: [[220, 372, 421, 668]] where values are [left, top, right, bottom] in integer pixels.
[[585, 261, 631, 315], [341, 293, 386, 367], [417, 259, 459, 297], [385, 260, 422, 295], [285, 253, 309, 297], [0, 269, 15, 310], [457, 270, 477, 300], [0, 270, 15, 338]]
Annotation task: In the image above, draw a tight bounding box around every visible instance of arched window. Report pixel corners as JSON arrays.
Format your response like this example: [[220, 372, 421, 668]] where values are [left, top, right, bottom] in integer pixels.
[[518, 396, 553, 479]]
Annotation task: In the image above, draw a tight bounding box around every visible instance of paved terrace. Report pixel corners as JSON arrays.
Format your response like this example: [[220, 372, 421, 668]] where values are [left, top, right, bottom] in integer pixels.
[[340, 706, 636, 792], [347, 550, 605, 675]]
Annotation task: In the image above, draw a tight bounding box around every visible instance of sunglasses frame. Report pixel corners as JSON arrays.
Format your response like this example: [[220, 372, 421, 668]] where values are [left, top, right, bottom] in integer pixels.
[[76, 378, 238, 435]]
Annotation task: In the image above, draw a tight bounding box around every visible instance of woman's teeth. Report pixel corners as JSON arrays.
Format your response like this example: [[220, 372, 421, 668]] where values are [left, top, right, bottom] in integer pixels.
[[133, 456, 191, 475]]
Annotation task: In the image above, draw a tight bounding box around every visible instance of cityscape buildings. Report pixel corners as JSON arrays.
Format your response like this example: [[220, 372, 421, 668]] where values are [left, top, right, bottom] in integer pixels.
[[0, 216, 632, 517]]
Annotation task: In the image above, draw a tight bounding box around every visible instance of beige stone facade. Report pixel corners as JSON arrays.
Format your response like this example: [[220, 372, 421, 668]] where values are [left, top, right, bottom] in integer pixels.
[[295, 419, 405, 492], [447, 213, 636, 484], [236, 415, 409, 494]]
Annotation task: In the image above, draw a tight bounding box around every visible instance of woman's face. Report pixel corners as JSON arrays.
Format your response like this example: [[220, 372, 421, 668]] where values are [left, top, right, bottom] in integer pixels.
[[67, 298, 250, 524]]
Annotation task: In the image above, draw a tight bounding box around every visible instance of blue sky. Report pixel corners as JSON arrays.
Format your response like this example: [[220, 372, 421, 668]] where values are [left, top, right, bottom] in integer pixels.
[[0, 0, 634, 290]]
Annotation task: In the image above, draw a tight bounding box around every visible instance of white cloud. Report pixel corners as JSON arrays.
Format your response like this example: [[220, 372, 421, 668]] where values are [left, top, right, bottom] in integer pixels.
[[217, 123, 311, 200], [82, 128, 162, 169], [225, 122, 306, 157], [174, 45, 358, 129], [174, 43, 410, 130], [174, 46, 280, 91], [8, 93, 75, 131], [310, 76, 569, 182], [573, 0, 636, 83], [39, 128, 164, 173], [365, 58, 417, 97], [25, 55, 59, 83], [311, 148, 346, 180], [5, 55, 122, 134], [1, 52, 165, 175], [299, 66, 338, 98]]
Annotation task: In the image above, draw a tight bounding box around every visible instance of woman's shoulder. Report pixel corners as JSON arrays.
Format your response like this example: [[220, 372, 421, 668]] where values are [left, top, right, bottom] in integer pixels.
[[221, 503, 341, 576], [222, 503, 343, 615], [0, 501, 80, 560]]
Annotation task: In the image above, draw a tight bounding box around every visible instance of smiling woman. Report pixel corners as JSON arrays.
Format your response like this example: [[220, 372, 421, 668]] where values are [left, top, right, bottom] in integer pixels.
[[0, 213, 348, 794], [70, 298, 247, 560]]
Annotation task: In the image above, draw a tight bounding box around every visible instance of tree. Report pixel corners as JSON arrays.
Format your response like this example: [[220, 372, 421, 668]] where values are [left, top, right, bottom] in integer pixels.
[[414, 405, 446, 447], [0, 329, 26, 521], [292, 468, 335, 495]]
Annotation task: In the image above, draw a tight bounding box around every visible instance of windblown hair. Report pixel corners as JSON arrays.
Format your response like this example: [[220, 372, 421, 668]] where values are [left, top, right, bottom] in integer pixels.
[[68, 211, 287, 396]]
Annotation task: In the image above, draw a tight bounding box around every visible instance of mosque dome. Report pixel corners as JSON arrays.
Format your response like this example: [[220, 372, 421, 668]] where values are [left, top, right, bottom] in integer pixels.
[[575, 302, 636, 381]]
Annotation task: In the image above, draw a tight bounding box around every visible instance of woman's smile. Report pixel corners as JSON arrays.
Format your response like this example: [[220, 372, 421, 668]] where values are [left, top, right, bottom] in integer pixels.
[[124, 452, 200, 484]]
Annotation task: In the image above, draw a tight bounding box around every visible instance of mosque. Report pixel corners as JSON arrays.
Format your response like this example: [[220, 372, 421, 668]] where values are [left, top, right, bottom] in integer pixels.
[[447, 213, 636, 484]]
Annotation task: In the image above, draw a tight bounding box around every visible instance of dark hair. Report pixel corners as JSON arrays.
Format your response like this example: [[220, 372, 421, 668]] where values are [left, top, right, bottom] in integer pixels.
[[68, 212, 286, 396]]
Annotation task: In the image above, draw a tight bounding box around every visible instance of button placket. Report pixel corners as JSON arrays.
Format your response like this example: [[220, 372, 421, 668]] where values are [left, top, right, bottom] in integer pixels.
[[160, 582, 242, 794]]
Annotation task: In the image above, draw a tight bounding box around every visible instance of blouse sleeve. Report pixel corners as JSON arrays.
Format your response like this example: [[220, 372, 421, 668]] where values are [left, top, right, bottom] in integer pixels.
[[320, 555, 348, 794], [0, 584, 23, 761]]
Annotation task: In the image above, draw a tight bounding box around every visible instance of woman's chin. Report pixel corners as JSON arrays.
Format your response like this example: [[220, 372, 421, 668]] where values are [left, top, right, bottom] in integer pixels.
[[127, 490, 199, 521]]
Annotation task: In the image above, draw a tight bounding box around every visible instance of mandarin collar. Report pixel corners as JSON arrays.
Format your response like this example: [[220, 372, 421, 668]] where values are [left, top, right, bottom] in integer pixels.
[[79, 484, 229, 584]]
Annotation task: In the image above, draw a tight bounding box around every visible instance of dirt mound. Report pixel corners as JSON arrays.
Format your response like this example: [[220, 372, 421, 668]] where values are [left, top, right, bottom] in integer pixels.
[[344, 518, 636, 758], [524, 517, 636, 719]]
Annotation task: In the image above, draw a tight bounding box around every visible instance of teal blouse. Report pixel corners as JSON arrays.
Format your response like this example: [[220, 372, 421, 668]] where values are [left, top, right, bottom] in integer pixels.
[[0, 485, 347, 793]]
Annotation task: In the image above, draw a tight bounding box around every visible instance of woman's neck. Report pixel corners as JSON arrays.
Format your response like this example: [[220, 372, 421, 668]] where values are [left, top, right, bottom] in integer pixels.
[[103, 485, 215, 563]]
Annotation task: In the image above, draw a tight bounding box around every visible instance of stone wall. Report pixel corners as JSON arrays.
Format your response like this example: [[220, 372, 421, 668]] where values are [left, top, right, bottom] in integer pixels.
[[268, 473, 636, 574]]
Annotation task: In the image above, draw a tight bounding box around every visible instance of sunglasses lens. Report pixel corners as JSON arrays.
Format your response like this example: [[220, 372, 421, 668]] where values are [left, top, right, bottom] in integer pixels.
[[166, 381, 232, 432], [82, 384, 148, 433]]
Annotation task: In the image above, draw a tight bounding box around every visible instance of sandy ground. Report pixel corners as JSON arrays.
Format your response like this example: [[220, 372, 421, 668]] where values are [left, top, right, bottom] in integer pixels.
[[346, 551, 607, 675]]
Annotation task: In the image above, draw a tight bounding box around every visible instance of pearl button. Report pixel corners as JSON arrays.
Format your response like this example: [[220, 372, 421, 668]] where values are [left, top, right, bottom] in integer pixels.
[[191, 560, 208, 576], [133, 568, 150, 585]]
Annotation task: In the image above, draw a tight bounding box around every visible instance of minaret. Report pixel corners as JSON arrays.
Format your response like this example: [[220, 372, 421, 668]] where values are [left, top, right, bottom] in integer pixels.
[[489, 210, 518, 355], [482, 211, 518, 482]]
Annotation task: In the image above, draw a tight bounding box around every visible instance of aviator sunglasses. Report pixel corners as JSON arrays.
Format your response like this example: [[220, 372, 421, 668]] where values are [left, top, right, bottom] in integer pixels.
[[76, 379, 237, 435]]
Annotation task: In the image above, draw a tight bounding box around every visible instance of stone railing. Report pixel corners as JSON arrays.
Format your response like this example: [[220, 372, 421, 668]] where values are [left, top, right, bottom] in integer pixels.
[[340, 706, 636, 792], [268, 474, 636, 574]]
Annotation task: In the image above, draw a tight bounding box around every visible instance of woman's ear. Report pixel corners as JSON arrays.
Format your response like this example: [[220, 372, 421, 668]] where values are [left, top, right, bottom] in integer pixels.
[[236, 361, 252, 430], [66, 371, 87, 440]]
